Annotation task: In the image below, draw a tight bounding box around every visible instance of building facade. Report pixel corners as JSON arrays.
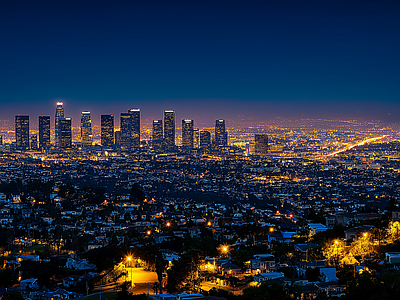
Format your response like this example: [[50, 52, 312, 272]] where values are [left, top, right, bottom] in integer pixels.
[[59, 118, 72, 149], [129, 109, 140, 149], [101, 114, 114, 148], [152, 120, 163, 150], [164, 110, 175, 150], [200, 130, 211, 152], [55, 102, 64, 147], [80, 111, 92, 147], [255, 134, 268, 155], [38, 116, 50, 150], [182, 119, 194, 149], [15, 115, 30, 150], [215, 119, 228, 149]]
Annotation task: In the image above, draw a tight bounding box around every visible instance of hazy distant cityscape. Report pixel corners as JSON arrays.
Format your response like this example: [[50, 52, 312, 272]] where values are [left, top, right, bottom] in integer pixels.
[[1, 101, 400, 300]]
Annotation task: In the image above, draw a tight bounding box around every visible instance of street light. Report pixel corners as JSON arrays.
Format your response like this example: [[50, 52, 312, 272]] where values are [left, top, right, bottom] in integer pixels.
[[334, 240, 339, 266], [126, 256, 133, 287]]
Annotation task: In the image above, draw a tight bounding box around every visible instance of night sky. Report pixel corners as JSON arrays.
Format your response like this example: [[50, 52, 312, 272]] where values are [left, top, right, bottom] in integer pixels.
[[1, 0, 400, 126]]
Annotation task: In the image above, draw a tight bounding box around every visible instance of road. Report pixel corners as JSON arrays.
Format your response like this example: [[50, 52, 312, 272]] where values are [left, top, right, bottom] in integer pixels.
[[127, 267, 158, 284]]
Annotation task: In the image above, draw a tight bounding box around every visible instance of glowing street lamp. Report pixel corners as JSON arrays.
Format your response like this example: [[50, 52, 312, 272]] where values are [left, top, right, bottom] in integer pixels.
[[126, 255, 133, 287]]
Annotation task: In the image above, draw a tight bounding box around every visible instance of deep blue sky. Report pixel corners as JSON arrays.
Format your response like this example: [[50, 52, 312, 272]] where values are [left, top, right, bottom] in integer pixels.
[[1, 0, 400, 126]]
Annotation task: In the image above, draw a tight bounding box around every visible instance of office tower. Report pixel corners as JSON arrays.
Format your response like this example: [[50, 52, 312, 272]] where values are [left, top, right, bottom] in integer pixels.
[[255, 134, 268, 155], [0, 135, 2, 146], [215, 119, 228, 149], [80, 111, 92, 147], [200, 130, 211, 151], [193, 128, 199, 149], [30, 134, 38, 151], [59, 118, 72, 149], [115, 130, 121, 145], [164, 110, 175, 150], [152, 120, 163, 150], [15, 115, 29, 150], [101, 115, 114, 147], [120, 109, 140, 151], [120, 112, 131, 150], [129, 109, 140, 149], [38, 116, 50, 150], [55, 102, 64, 146], [182, 119, 194, 148]]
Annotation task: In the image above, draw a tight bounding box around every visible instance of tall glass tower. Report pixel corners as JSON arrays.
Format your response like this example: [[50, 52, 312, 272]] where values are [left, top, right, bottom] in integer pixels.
[[164, 110, 175, 150], [120, 112, 131, 150], [152, 120, 163, 150], [59, 117, 72, 149], [255, 134, 268, 155], [101, 114, 114, 148], [129, 109, 140, 149], [15, 115, 30, 150], [38, 116, 50, 150], [182, 119, 194, 149], [215, 119, 228, 149], [200, 130, 211, 152], [55, 102, 64, 147], [80, 111, 92, 147]]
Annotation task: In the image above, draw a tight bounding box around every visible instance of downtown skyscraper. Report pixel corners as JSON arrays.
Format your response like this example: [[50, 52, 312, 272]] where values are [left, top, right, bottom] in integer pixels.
[[255, 134, 268, 155], [38, 116, 50, 150], [129, 109, 140, 149], [59, 118, 72, 149], [120, 109, 140, 151], [55, 102, 64, 147], [182, 119, 194, 149], [164, 110, 175, 150], [15, 115, 29, 150], [152, 120, 163, 150], [101, 115, 114, 148], [81, 111, 92, 147], [200, 130, 211, 152], [214, 119, 228, 149]]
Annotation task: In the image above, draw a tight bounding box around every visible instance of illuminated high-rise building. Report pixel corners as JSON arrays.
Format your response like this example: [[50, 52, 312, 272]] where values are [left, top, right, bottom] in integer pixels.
[[80, 111, 92, 147], [30, 134, 38, 151], [59, 118, 72, 149], [182, 119, 194, 149], [120, 112, 131, 150], [55, 102, 64, 146], [200, 130, 211, 151], [129, 109, 140, 149], [38, 116, 50, 150], [115, 130, 121, 145], [152, 120, 163, 150], [255, 134, 268, 155], [193, 128, 199, 149], [164, 110, 175, 150], [120, 109, 140, 151], [214, 119, 228, 149], [101, 115, 114, 147], [0, 135, 2, 146], [15, 115, 29, 150]]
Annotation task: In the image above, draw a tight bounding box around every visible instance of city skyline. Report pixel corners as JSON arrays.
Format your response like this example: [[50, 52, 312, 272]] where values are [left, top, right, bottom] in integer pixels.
[[1, 1, 400, 123]]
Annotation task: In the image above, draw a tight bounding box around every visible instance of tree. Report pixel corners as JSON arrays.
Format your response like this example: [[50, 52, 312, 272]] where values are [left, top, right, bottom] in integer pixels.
[[166, 250, 202, 293], [58, 183, 75, 200], [322, 239, 345, 266], [0, 268, 17, 288], [155, 254, 168, 294], [130, 183, 146, 202], [350, 234, 374, 262]]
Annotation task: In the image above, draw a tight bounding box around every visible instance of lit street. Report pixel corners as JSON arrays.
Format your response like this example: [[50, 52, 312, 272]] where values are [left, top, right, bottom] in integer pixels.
[[127, 267, 158, 284]]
